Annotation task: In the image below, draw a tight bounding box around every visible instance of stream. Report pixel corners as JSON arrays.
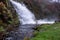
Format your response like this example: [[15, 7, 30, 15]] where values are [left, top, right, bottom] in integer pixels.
[[5, 0, 55, 40]]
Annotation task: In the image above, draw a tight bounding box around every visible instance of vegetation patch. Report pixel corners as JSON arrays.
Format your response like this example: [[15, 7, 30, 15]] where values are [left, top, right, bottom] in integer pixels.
[[31, 22, 60, 40]]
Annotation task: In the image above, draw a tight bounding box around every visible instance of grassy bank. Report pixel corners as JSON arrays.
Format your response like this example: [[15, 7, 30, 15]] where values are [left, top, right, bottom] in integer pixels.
[[31, 22, 60, 40]]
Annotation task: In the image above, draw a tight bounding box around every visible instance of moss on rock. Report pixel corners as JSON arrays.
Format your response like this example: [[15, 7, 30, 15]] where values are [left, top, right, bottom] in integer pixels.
[[0, 0, 19, 39]]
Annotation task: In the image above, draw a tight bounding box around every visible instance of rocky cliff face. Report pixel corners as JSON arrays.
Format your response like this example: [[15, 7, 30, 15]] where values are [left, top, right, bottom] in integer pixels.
[[23, 0, 60, 20], [0, 0, 19, 40]]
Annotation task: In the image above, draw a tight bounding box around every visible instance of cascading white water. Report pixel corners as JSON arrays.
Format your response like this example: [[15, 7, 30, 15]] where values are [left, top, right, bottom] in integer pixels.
[[10, 0, 36, 25], [5, 0, 55, 40], [49, 0, 60, 3], [10, 0, 55, 25], [37, 18, 55, 25]]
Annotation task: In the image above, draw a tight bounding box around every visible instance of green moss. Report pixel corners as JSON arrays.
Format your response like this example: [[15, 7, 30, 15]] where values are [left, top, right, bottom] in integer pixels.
[[0, 26, 5, 32], [31, 22, 60, 40]]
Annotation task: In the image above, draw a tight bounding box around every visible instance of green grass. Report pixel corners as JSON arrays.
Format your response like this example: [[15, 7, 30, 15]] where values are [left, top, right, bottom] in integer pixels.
[[31, 22, 60, 40]]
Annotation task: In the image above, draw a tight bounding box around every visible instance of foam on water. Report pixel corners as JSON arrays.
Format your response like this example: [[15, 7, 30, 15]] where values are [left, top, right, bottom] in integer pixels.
[[37, 19, 55, 25]]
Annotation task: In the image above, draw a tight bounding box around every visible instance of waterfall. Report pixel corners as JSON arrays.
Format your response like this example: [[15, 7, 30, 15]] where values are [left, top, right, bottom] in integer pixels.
[[10, 0, 55, 25], [10, 0, 36, 25], [4, 0, 55, 40]]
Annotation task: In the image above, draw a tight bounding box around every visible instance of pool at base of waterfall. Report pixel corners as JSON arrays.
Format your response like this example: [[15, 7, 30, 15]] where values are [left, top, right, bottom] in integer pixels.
[[5, 25, 36, 40]]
